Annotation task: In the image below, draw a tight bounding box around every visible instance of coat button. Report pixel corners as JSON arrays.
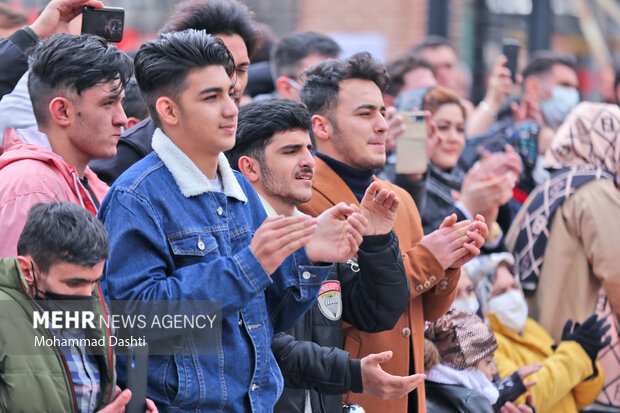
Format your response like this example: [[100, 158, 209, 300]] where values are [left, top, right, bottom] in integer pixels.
[[250, 383, 259, 391], [424, 281, 431, 288], [415, 285, 423, 292], [429, 276, 437, 283], [217, 206, 224, 216], [302, 271, 311, 280], [197, 237, 205, 250], [402, 327, 411, 337]]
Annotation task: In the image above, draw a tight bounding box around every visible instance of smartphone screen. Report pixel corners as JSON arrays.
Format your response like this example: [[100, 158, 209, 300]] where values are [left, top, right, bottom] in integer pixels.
[[502, 38, 520, 84], [81, 6, 125, 43], [396, 111, 427, 174]]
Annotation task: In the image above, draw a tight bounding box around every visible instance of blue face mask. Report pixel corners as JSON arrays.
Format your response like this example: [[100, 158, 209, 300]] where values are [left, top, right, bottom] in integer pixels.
[[541, 86, 579, 128]]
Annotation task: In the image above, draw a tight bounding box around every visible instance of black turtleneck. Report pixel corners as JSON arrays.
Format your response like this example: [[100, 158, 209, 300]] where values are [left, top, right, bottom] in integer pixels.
[[316, 152, 374, 202]]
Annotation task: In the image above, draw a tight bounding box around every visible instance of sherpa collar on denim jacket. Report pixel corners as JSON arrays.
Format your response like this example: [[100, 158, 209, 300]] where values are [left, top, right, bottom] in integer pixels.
[[151, 127, 247, 202]]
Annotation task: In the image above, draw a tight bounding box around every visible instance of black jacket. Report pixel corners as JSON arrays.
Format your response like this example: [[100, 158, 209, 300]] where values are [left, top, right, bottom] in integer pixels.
[[425, 381, 494, 413], [89, 116, 156, 184], [273, 231, 410, 413], [0, 28, 37, 101]]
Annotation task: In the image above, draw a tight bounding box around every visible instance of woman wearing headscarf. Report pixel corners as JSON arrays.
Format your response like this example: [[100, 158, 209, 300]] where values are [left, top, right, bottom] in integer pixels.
[[506, 102, 620, 409]]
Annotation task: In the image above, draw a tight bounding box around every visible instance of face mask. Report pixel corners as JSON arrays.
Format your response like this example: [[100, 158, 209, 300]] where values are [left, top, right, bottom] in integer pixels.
[[541, 86, 579, 128], [395, 86, 431, 112], [452, 297, 480, 314], [487, 289, 528, 333], [30, 261, 94, 312]]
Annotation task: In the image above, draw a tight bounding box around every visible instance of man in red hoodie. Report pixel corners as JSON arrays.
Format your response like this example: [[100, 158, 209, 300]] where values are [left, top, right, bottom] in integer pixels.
[[0, 33, 132, 257]]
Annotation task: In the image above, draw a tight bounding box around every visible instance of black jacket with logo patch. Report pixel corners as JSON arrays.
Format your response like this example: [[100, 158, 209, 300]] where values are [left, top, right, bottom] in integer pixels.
[[272, 231, 410, 413]]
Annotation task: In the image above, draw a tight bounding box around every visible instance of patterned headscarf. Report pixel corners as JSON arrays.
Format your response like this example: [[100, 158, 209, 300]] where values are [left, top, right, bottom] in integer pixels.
[[545, 101, 620, 175], [425, 307, 498, 370], [512, 102, 618, 291]]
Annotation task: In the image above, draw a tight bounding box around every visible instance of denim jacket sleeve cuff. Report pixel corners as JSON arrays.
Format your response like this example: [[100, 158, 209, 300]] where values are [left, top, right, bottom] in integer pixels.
[[235, 246, 274, 293]]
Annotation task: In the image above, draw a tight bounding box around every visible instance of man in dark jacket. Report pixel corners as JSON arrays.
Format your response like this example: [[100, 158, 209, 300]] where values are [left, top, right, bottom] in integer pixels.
[[227, 98, 425, 413], [89, 0, 258, 184]]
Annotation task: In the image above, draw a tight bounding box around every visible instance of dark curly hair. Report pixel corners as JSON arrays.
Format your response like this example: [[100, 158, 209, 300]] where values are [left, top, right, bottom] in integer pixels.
[[300, 52, 389, 117]]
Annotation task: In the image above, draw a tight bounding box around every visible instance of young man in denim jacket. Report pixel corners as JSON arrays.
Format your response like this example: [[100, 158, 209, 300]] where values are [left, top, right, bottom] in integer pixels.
[[99, 30, 365, 412]]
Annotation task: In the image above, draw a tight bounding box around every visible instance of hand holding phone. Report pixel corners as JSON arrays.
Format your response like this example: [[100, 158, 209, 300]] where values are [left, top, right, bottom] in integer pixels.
[[81, 6, 124, 43], [502, 38, 521, 84], [396, 111, 427, 175]]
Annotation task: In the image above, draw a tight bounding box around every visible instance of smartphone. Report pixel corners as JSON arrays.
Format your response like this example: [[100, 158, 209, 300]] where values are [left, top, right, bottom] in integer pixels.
[[81, 6, 125, 43], [396, 111, 427, 174], [125, 343, 148, 413], [502, 38, 520, 83]]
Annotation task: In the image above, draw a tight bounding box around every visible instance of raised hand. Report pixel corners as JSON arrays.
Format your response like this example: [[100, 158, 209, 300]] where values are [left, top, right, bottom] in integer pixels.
[[30, 0, 104, 38], [359, 182, 400, 236], [251, 215, 317, 274], [448, 214, 488, 269], [360, 351, 426, 399], [305, 202, 367, 263]]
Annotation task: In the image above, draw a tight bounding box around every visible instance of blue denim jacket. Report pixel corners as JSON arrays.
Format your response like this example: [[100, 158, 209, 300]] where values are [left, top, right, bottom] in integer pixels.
[[99, 129, 330, 412]]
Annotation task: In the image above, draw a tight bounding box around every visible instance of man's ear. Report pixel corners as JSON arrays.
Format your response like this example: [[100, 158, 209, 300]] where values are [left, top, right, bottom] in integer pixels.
[[155, 96, 180, 127], [237, 155, 261, 183], [126, 117, 141, 129], [524, 76, 542, 98], [48, 97, 73, 126], [276, 76, 296, 100], [16, 255, 35, 285], [311, 114, 332, 142]]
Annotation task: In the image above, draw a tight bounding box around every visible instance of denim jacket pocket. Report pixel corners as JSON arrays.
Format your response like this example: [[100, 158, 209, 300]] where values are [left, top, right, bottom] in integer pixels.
[[163, 347, 188, 407], [167, 231, 220, 269]]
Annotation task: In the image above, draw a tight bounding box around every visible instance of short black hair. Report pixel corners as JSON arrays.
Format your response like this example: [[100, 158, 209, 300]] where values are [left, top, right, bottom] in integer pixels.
[[386, 53, 436, 97], [300, 52, 390, 116], [28, 33, 133, 126], [122, 77, 148, 120], [226, 97, 312, 171], [133, 29, 235, 128], [521, 52, 577, 80], [161, 0, 259, 59], [270, 31, 341, 82], [17, 202, 110, 274], [410, 35, 455, 54]]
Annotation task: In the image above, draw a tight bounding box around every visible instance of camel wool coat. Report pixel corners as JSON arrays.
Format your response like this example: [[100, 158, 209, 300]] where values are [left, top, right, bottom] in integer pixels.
[[299, 158, 459, 412]]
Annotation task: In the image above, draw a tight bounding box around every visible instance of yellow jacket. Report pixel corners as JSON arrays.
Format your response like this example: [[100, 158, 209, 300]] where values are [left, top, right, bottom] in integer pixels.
[[489, 314, 604, 413]]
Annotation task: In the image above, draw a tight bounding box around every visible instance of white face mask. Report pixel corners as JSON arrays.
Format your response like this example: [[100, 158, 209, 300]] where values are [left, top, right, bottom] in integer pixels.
[[487, 289, 528, 333], [452, 297, 480, 315], [541, 85, 579, 128]]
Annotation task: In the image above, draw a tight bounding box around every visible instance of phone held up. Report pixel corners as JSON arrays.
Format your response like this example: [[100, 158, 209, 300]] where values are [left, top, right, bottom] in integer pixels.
[[396, 111, 427, 175], [81, 6, 125, 43], [502, 38, 521, 84]]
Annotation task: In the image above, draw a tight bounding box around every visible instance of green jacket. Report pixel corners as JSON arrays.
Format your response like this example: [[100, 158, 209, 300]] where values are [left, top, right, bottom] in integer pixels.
[[0, 257, 116, 412]]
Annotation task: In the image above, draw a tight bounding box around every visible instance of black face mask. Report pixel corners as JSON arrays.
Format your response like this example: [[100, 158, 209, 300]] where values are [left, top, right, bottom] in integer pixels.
[[31, 261, 94, 312]]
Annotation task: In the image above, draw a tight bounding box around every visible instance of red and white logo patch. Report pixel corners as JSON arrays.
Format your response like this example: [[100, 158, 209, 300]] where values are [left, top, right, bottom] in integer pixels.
[[317, 281, 342, 321]]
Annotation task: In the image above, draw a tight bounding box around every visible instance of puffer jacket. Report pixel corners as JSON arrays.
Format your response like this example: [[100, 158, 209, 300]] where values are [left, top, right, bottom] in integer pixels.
[[273, 231, 410, 413]]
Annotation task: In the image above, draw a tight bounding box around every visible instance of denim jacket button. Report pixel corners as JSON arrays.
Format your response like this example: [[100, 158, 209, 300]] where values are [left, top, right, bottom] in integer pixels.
[[197, 237, 205, 250], [217, 206, 224, 216], [302, 271, 311, 280], [250, 383, 259, 391]]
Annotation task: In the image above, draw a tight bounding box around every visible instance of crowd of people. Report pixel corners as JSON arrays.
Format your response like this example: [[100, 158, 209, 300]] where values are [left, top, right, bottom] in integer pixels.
[[0, 0, 618, 412]]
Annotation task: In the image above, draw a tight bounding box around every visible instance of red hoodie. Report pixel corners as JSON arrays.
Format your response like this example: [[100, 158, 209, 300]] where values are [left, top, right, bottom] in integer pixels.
[[0, 128, 108, 257]]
